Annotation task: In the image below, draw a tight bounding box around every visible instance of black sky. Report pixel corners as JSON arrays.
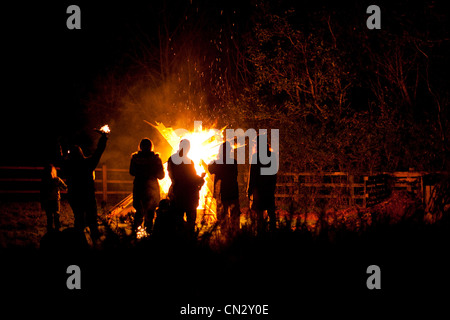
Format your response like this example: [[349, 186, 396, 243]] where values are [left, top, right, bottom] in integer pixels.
[[2, 0, 448, 165], [2, 0, 256, 164], [2, 2, 154, 164]]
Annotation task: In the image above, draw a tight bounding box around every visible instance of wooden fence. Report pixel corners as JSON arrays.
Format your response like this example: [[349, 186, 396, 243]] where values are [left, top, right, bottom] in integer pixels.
[[0, 166, 131, 204], [275, 171, 426, 208], [275, 172, 365, 207], [0, 166, 430, 208]]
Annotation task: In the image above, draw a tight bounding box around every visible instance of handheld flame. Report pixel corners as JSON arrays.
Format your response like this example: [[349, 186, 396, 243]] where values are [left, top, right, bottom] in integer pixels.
[[100, 124, 110, 134], [95, 124, 111, 134]]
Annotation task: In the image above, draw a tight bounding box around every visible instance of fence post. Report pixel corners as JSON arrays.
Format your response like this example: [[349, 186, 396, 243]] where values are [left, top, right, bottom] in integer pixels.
[[420, 174, 424, 204], [349, 174, 355, 206], [294, 173, 299, 199], [102, 164, 108, 204], [363, 176, 368, 208]]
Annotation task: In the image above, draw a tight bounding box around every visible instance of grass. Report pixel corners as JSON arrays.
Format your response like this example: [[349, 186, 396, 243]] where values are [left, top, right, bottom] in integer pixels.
[[1, 190, 449, 318], [0, 189, 446, 250], [0, 200, 73, 249]]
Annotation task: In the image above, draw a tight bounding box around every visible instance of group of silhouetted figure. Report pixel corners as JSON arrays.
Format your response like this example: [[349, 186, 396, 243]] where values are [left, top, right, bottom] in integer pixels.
[[131, 138, 207, 239], [40, 130, 277, 246]]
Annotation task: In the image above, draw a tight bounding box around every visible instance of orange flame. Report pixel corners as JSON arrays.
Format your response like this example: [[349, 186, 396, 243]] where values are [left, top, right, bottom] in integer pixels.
[[149, 121, 224, 217], [99, 124, 111, 134]]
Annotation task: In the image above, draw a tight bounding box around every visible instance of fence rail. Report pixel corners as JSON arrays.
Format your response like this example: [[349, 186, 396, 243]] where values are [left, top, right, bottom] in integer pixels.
[[274, 171, 427, 208], [0, 166, 132, 202], [0, 166, 431, 208]]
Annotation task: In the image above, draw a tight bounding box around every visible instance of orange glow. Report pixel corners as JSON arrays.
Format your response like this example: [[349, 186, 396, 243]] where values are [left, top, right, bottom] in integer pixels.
[[150, 121, 224, 217]]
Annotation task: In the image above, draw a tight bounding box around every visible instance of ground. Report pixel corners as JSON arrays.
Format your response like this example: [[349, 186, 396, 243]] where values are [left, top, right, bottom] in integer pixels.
[[0, 193, 449, 318]]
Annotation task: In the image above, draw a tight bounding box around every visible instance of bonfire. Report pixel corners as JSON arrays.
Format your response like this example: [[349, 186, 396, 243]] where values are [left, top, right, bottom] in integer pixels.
[[149, 121, 224, 218], [107, 121, 227, 234]]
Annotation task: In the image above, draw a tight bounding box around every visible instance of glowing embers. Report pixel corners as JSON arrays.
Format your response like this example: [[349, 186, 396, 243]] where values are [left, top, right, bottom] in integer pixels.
[[136, 225, 149, 239]]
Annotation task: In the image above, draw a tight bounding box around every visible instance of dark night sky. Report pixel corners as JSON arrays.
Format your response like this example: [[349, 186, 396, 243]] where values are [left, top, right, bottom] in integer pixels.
[[2, 1, 448, 165], [2, 1, 250, 164], [2, 2, 156, 164]]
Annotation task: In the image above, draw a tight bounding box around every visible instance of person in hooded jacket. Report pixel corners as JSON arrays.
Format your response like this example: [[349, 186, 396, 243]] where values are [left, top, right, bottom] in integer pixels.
[[130, 138, 165, 234]]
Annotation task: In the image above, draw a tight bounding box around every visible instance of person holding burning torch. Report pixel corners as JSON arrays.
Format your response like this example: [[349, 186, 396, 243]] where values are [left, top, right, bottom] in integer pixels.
[[64, 125, 109, 239], [129, 138, 165, 235]]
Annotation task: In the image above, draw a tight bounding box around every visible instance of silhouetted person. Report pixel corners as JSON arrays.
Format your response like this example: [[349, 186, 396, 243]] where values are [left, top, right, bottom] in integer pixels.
[[247, 138, 277, 233], [40, 164, 67, 232], [167, 139, 205, 234], [64, 132, 107, 238], [130, 138, 165, 234], [208, 141, 240, 234]]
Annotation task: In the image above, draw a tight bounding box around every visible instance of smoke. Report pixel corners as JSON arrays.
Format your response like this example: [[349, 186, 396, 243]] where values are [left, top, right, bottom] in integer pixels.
[[77, 1, 248, 170], [84, 34, 219, 168]]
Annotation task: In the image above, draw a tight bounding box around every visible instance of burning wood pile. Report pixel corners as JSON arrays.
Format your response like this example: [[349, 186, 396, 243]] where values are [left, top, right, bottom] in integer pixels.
[[107, 121, 226, 236], [150, 121, 224, 216]]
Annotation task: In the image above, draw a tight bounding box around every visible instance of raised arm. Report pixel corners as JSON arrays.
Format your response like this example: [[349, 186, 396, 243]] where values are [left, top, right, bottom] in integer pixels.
[[89, 134, 108, 171]]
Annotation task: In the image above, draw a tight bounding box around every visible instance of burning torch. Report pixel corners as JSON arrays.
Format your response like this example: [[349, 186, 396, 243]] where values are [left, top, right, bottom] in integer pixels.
[[94, 124, 111, 136]]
